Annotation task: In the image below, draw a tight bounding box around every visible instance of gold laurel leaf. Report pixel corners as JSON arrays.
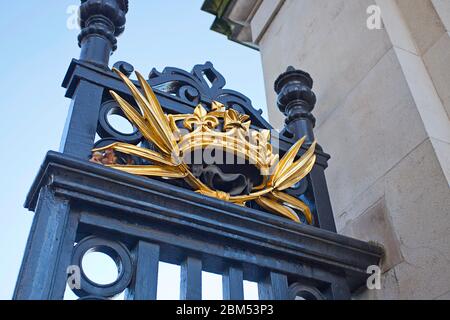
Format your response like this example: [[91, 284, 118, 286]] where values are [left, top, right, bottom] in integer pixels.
[[93, 142, 176, 167], [270, 191, 312, 224], [134, 71, 179, 152], [275, 155, 316, 191], [274, 142, 316, 190], [269, 136, 306, 186], [112, 68, 179, 156], [107, 164, 187, 178], [135, 71, 172, 132], [109, 91, 170, 154], [255, 197, 300, 223]]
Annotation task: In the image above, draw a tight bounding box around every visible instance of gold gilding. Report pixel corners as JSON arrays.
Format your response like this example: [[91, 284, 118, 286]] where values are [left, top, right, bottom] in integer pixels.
[[92, 68, 317, 224]]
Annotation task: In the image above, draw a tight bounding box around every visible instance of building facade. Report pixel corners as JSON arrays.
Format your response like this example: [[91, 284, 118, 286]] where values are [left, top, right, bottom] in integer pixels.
[[203, 0, 450, 299]]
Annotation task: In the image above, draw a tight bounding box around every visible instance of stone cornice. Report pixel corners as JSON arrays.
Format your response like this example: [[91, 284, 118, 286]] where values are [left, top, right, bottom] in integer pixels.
[[201, 0, 263, 49]]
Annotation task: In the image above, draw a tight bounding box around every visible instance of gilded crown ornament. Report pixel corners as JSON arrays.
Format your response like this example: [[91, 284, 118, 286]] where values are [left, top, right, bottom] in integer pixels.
[[91, 68, 317, 224]]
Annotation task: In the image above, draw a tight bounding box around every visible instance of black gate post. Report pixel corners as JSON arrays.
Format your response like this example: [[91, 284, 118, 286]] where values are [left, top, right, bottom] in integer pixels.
[[275, 67, 337, 232], [78, 0, 128, 68], [13, 187, 80, 300], [14, 0, 129, 299], [60, 0, 129, 160]]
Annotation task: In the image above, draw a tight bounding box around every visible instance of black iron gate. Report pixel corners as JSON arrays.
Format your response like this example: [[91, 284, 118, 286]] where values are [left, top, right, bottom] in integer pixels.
[[13, 0, 382, 300]]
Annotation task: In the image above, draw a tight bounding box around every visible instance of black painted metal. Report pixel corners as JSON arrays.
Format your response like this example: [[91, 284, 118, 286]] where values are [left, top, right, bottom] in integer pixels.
[[13, 186, 78, 300], [60, 80, 104, 160], [288, 283, 325, 300], [14, 0, 383, 300], [78, 0, 128, 68], [180, 257, 202, 300], [258, 272, 289, 300], [71, 236, 133, 298], [60, 58, 332, 168], [223, 266, 244, 300], [276, 66, 338, 232], [15, 152, 383, 300], [125, 241, 160, 300]]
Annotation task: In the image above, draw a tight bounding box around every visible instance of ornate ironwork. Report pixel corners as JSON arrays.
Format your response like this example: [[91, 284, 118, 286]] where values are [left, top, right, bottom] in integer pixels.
[[288, 283, 325, 300], [78, 0, 129, 67], [148, 61, 269, 129], [276, 66, 317, 143], [13, 0, 383, 301], [70, 236, 133, 299], [91, 68, 317, 223], [97, 100, 143, 145]]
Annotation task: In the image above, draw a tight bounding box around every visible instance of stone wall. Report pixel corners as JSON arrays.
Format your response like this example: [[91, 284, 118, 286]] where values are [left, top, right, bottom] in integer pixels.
[[250, 0, 450, 299]]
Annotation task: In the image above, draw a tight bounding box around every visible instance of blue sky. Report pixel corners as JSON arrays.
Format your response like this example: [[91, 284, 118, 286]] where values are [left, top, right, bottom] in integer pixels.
[[0, 0, 265, 299]]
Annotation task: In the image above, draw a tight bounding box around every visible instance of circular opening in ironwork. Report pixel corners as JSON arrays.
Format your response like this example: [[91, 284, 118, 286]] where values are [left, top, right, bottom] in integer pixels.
[[81, 250, 120, 286], [106, 108, 136, 135], [293, 290, 321, 300], [289, 284, 324, 300]]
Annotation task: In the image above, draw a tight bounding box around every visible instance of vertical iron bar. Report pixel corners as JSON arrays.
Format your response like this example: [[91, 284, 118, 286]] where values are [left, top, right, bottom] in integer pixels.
[[328, 276, 351, 300], [258, 271, 289, 300], [309, 166, 337, 232], [222, 266, 244, 300], [59, 80, 104, 160], [126, 241, 160, 300], [180, 256, 202, 300], [13, 187, 79, 300]]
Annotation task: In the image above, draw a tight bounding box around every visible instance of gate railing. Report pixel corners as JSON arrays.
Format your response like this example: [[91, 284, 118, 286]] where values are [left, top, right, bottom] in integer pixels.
[[16, 151, 382, 300]]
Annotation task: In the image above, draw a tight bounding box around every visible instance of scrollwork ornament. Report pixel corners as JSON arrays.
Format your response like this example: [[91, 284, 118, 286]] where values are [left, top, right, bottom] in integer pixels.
[[91, 68, 317, 224]]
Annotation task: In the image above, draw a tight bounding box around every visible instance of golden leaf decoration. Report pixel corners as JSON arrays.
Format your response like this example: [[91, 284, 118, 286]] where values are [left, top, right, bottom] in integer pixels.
[[270, 139, 317, 191], [92, 68, 318, 224], [269, 136, 306, 186], [270, 191, 312, 224], [274, 145, 316, 191], [112, 69, 179, 157], [255, 197, 300, 223], [108, 164, 187, 178], [93, 142, 176, 167]]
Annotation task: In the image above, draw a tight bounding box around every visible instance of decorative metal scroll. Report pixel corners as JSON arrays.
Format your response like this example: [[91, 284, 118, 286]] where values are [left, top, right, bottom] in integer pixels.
[[148, 62, 271, 129], [95, 62, 271, 150]]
